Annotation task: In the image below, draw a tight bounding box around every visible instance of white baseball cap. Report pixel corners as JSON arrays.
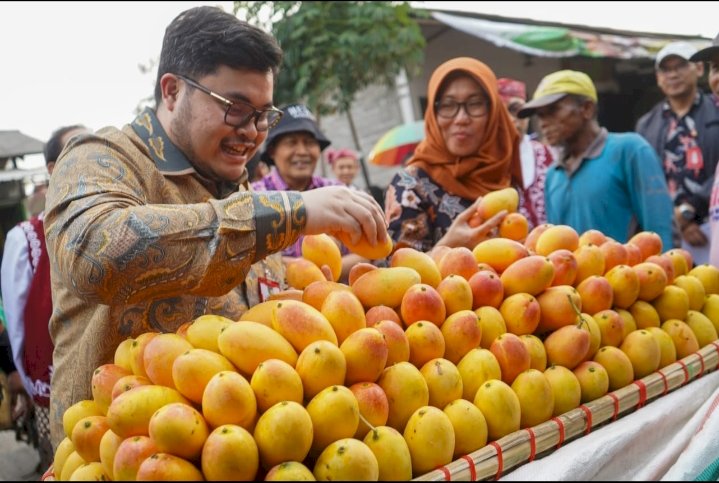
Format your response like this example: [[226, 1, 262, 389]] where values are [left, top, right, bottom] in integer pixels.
[[655, 41, 699, 68]]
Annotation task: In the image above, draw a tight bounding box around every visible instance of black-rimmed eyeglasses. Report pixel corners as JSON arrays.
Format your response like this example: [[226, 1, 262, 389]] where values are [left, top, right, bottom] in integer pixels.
[[434, 99, 489, 119], [176, 74, 283, 131]]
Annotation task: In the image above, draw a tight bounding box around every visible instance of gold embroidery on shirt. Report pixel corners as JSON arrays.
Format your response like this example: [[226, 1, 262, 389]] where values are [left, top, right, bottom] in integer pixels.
[[149, 136, 166, 162], [135, 112, 153, 135]]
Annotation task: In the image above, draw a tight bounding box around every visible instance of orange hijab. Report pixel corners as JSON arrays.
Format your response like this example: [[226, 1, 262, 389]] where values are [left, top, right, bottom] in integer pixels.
[[407, 57, 521, 200]]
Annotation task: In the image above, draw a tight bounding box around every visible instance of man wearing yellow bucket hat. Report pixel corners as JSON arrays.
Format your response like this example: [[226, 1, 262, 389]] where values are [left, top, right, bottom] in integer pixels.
[[518, 70, 674, 248]]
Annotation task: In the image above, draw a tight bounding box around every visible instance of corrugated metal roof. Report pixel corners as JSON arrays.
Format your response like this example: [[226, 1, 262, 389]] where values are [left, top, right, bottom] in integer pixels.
[[0, 130, 44, 158]]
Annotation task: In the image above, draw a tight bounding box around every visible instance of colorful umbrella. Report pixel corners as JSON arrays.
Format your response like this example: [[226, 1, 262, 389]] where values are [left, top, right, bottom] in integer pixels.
[[368, 120, 425, 166]]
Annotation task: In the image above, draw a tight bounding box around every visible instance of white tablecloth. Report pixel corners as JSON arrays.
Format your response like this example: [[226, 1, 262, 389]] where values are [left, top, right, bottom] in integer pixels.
[[501, 370, 719, 481]]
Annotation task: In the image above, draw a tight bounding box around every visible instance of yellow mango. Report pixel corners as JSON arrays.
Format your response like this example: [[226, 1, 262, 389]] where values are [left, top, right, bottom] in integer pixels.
[[336, 231, 394, 260], [476, 187, 519, 220], [313, 438, 379, 481], [511, 369, 554, 428], [701, 293, 719, 333], [286, 257, 328, 290], [420, 358, 463, 410], [272, 300, 338, 352], [674, 275, 706, 311], [203, 371, 258, 430], [573, 361, 609, 403], [443, 399, 487, 457], [53, 437, 76, 479], [390, 247, 442, 287], [265, 461, 315, 481], [307, 385, 360, 454], [475, 306, 507, 349], [302, 280, 353, 311], [441, 309, 482, 364], [689, 264, 719, 294], [500, 255, 555, 296], [341, 327, 388, 385], [619, 330, 660, 379], [543, 365, 581, 416], [217, 321, 298, 375], [403, 406, 455, 476], [201, 425, 259, 481], [106, 385, 189, 438], [68, 462, 108, 481], [135, 453, 203, 481], [352, 267, 421, 309], [473, 379, 520, 440], [302, 233, 343, 282], [149, 402, 209, 461], [685, 310, 719, 348], [605, 264, 640, 309], [646, 327, 677, 369], [437, 275, 473, 316], [321, 289, 367, 344], [296, 340, 346, 400], [62, 400, 104, 439], [471, 238, 529, 274], [457, 348, 502, 401], [141, 334, 192, 390], [185, 314, 233, 352], [534, 225, 580, 256], [60, 451, 85, 481], [238, 300, 282, 327], [593, 346, 634, 391], [254, 401, 313, 470], [377, 362, 429, 432], [98, 430, 122, 479], [171, 348, 235, 404], [653, 285, 690, 322], [363, 426, 412, 481], [250, 359, 303, 413], [661, 319, 700, 359]]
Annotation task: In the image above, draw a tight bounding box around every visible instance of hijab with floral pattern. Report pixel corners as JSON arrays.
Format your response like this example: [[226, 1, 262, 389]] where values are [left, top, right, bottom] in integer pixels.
[[407, 57, 521, 200]]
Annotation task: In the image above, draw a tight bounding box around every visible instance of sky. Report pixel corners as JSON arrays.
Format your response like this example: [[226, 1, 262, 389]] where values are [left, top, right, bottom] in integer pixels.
[[1, 1, 717, 168]]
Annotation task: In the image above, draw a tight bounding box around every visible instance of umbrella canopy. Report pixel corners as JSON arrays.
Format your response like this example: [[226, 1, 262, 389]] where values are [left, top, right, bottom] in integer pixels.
[[368, 120, 425, 166]]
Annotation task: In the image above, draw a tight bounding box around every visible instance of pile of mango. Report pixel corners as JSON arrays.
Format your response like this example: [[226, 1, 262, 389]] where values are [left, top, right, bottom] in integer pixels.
[[52, 187, 719, 481]]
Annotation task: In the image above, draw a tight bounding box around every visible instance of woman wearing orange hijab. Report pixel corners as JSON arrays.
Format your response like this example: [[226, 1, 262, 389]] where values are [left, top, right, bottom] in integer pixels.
[[384, 57, 521, 253]]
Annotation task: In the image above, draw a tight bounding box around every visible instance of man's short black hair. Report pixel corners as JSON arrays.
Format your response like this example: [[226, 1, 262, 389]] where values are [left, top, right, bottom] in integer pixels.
[[44, 125, 85, 165], [154, 6, 283, 107]]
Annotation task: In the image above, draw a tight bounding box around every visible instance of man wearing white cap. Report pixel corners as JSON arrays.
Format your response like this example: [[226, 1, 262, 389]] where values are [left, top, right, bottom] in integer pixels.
[[636, 41, 719, 265], [690, 33, 719, 266]]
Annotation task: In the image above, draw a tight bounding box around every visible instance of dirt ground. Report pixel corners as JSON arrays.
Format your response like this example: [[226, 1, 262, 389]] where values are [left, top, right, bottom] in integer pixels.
[[0, 430, 41, 481]]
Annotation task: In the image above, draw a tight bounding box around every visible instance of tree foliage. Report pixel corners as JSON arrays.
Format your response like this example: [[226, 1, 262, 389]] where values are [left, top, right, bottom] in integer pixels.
[[235, 1, 427, 116]]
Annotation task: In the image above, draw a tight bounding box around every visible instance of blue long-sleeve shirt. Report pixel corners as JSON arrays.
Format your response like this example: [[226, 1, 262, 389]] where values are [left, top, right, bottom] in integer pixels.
[[545, 132, 674, 250]]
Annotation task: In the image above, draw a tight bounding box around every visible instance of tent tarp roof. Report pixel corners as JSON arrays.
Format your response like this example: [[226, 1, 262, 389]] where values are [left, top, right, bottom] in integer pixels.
[[431, 11, 712, 59], [0, 130, 44, 158]]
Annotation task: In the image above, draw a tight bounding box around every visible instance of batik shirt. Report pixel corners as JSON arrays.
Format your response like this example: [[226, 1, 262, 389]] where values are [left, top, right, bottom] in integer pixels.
[[44, 108, 304, 448], [252, 168, 342, 257], [385, 166, 474, 253]]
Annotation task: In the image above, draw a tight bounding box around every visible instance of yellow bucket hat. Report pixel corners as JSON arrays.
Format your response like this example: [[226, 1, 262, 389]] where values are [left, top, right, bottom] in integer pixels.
[[517, 70, 597, 118]]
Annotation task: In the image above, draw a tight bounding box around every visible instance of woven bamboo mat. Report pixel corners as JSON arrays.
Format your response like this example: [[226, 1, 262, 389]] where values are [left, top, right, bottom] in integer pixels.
[[414, 340, 719, 481]]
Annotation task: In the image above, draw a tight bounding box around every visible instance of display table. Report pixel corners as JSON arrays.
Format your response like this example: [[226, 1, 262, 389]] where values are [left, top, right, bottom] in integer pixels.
[[415, 342, 719, 481]]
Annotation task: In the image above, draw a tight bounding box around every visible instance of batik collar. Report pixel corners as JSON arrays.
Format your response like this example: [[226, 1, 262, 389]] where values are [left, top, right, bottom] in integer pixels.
[[130, 107, 246, 194], [131, 107, 197, 176]]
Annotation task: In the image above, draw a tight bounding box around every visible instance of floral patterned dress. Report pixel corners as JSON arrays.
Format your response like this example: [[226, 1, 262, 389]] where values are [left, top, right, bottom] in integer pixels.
[[385, 166, 474, 253]]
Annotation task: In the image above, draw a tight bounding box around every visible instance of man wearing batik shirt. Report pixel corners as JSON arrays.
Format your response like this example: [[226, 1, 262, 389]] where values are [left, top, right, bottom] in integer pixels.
[[636, 41, 719, 264], [43, 7, 386, 450]]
